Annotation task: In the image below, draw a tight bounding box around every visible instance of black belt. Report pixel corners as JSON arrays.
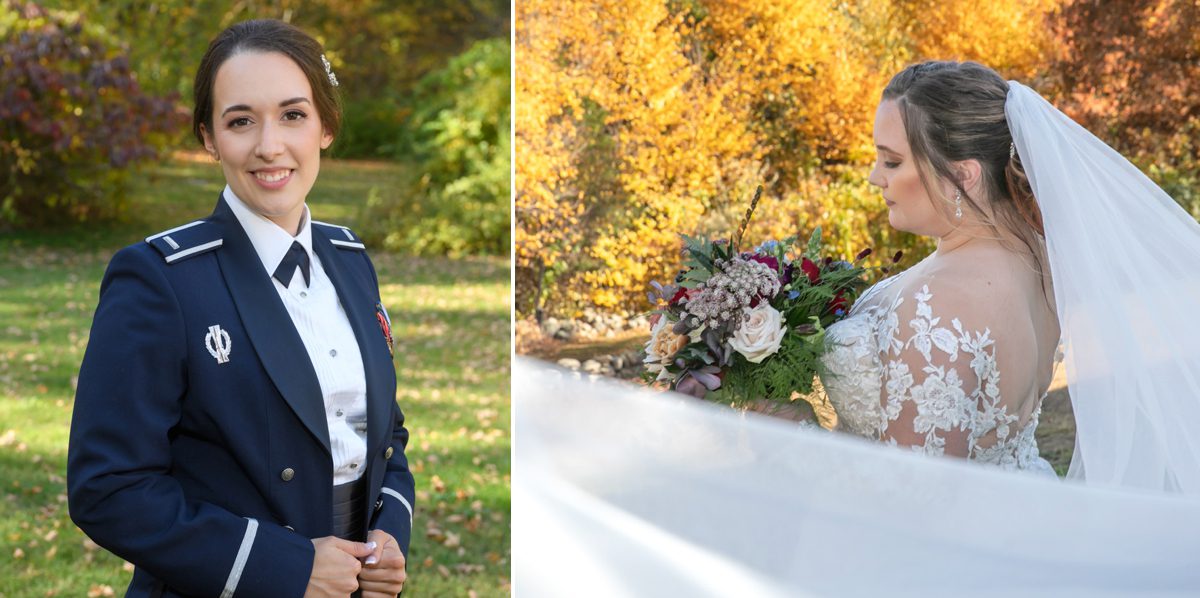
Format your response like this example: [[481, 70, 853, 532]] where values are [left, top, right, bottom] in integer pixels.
[[331, 477, 368, 542]]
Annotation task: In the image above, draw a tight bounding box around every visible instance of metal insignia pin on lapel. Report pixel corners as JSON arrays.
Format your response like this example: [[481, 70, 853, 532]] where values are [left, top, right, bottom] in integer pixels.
[[205, 324, 232, 364]]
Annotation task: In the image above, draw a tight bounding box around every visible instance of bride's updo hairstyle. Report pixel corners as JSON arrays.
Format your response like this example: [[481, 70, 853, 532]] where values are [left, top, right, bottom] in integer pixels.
[[882, 61, 1044, 257]]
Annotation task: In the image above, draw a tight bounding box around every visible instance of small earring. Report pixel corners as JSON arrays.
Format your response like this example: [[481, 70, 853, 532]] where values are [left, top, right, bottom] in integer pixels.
[[955, 189, 963, 219]]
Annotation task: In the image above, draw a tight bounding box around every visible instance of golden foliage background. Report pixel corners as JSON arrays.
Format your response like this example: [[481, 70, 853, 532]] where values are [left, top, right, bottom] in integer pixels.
[[515, 0, 1198, 316]]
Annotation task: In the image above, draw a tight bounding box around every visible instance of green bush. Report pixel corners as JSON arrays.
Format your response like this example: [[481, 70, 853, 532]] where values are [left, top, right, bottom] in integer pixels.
[[0, 2, 184, 228], [331, 96, 409, 159], [360, 37, 510, 257]]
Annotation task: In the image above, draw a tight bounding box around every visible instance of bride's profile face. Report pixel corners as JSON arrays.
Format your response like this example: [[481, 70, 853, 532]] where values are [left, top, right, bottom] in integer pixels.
[[868, 100, 952, 237]]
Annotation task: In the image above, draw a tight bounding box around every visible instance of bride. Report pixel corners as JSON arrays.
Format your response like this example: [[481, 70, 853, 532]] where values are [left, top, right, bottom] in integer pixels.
[[820, 61, 1061, 474], [515, 60, 1200, 594], [821, 61, 1200, 493]]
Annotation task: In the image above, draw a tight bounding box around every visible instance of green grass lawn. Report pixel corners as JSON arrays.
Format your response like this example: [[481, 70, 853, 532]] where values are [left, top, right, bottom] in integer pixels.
[[0, 156, 511, 597]]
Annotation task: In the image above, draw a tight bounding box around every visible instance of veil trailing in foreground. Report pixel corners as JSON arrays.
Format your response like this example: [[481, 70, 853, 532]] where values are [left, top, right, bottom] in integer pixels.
[[514, 360, 1200, 596], [1006, 82, 1200, 495], [515, 82, 1200, 595]]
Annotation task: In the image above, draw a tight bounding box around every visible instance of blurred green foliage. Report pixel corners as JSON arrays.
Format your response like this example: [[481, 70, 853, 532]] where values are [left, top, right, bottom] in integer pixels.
[[37, 0, 509, 158], [361, 37, 511, 257], [6, 0, 511, 253]]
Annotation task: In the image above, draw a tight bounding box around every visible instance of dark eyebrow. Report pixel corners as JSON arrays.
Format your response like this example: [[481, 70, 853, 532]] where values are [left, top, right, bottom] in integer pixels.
[[220, 97, 311, 118], [876, 144, 900, 154]]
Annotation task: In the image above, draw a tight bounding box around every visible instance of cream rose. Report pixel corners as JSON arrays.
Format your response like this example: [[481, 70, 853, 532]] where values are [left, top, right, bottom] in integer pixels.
[[644, 317, 703, 381], [729, 304, 787, 364]]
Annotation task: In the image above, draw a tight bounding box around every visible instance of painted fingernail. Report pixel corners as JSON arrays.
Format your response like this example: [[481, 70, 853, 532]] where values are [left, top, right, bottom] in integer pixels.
[[366, 541, 377, 551], [366, 555, 378, 565]]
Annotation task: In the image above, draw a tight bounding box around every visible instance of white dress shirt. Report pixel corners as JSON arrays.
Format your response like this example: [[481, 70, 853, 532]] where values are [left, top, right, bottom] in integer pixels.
[[224, 186, 368, 485]]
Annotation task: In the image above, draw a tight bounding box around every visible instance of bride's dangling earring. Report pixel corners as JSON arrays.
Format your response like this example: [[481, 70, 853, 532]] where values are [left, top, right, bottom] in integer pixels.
[[955, 189, 964, 219]]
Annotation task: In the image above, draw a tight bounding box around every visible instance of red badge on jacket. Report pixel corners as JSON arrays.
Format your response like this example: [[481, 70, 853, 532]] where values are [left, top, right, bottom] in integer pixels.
[[375, 302, 394, 357]]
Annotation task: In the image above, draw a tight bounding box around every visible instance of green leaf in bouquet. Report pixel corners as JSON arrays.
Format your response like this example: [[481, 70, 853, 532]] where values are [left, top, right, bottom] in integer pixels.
[[804, 226, 824, 261], [680, 233, 718, 273], [719, 331, 824, 408]]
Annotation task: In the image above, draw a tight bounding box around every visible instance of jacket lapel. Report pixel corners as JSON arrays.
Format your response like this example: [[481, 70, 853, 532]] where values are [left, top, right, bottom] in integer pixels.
[[210, 196, 332, 453], [311, 228, 394, 460]]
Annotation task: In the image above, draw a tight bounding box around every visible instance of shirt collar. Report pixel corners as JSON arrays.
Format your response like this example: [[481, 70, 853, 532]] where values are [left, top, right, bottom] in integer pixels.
[[222, 185, 313, 276]]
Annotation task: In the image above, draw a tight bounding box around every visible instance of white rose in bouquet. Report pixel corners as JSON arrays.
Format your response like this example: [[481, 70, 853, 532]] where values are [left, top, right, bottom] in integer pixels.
[[729, 304, 787, 364]]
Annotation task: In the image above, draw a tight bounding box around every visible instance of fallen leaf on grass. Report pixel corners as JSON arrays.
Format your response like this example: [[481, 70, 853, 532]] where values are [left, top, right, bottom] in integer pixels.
[[86, 585, 115, 597], [425, 525, 445, 542]]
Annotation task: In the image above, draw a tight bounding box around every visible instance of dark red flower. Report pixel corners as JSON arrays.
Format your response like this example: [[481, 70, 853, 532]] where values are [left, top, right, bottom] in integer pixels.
[[800, 258, 821, 284], [826, 290, 849, 314], [670, 287, 689, 304], [855, 248, 873, 262], [746, 253, 779, 273]]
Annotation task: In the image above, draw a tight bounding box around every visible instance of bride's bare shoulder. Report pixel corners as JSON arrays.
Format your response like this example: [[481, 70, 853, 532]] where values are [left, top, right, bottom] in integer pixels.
[[895, 243, 1043, 316]]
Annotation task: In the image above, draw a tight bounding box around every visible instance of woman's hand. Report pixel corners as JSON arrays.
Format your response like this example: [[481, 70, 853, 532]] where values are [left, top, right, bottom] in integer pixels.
[[746, 398, 817, 423], [359, 529, 407, 598], [305, 537, 374, 598]]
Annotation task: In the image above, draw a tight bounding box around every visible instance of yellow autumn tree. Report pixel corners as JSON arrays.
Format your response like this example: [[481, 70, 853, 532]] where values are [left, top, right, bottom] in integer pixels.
[[517, 0, 1064, 316], [516, 0, 762, 314]]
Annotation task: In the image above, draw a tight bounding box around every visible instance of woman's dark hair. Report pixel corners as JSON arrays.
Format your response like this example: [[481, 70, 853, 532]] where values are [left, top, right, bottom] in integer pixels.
[[192, 19, 342, 146], [881, 61, 1044, 252]]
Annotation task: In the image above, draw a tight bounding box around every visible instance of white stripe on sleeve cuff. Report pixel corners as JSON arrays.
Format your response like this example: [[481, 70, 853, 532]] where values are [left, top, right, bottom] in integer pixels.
[[381, 487, 414, 525], [220, 518, 258, 598]]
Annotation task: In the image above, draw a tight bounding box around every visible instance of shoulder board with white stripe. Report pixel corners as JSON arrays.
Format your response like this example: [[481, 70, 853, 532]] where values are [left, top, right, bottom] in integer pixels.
[[144, 220, 223, 264], [313, 220, 366, 251]]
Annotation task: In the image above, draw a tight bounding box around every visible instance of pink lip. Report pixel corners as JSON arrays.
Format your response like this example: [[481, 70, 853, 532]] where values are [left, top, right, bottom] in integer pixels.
[[251, 169, 294, 190]]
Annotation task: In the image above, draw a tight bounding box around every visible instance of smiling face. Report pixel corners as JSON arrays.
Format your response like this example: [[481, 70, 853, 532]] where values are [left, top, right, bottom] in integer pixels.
[[201, 51, 332, 234], [867, 99, 954, 237]]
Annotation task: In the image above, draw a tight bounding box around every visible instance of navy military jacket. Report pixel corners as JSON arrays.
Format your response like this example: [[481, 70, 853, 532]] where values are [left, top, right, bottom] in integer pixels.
[[68, 195, 416, 598]]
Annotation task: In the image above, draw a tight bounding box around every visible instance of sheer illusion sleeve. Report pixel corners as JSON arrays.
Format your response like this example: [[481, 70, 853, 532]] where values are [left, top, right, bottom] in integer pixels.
[[876, 277, 1042, 462]]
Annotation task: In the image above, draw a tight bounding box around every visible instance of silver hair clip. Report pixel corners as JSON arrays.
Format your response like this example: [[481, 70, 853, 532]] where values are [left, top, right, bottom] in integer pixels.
[[1009, 142, 1016, 160], [321, 54, 339, 88]]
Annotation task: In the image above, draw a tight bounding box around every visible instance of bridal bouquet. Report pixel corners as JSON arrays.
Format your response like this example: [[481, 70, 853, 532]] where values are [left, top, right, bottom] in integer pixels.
[[644, 188, 882, 406]]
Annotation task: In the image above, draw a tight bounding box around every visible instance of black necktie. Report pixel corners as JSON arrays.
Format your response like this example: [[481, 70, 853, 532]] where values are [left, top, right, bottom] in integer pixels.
[[273, 241, 311, 288]]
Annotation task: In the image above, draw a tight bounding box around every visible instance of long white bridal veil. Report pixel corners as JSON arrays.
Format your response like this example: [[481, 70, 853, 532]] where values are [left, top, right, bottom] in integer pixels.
[[515, 359, 1200, 596], [1006, 82, 1200, 495]]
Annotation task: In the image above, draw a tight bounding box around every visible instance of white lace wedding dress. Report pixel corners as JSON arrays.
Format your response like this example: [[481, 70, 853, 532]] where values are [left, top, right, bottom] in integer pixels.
[[821, 241, 1061, 475]]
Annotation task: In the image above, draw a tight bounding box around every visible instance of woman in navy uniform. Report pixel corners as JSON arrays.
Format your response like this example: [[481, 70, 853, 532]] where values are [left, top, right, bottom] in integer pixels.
[[68, 20, 414, 598]]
